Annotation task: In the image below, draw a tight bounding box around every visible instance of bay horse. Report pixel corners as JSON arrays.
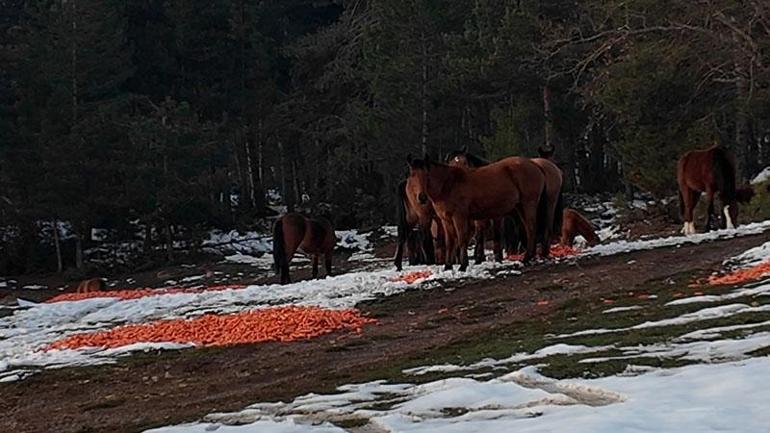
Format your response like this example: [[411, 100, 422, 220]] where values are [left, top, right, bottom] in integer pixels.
[[677, 145, 754, 235], [75, 278, 105, 293], [272, 213, 335, 284], [445, 149, 506, 263], [447, 148, 564, 260], [394, 180, 444, 270], [407, 155, 547, 270], [559, 208, 599, 247]]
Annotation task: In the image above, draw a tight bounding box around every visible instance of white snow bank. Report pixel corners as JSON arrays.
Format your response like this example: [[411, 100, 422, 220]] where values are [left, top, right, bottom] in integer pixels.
[[751, 167, 770, 185], [148, 358, 770, 433]]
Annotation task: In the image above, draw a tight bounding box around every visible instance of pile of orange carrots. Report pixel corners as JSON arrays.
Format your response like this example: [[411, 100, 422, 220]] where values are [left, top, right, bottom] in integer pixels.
[[46, 306, 377, 350], [392, 270, 433, 284], [701, 260, 770, 286], [46, 284, 247, 303], [506, 245, 581, 262]]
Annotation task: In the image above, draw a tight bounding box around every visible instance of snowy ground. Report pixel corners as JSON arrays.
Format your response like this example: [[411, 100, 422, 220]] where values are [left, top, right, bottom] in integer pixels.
[[2, 222, 770, 384], [145, 231, 770, 433]]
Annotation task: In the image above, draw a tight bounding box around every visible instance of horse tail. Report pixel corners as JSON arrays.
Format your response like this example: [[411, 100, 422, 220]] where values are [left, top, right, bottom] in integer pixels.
[[272, 218, 286, 275], [535, 184, 550, 245], [712, 147, 737, 204]]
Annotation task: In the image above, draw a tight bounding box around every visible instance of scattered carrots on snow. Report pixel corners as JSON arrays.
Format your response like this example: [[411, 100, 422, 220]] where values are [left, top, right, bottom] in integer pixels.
[[698, 260, 770, 286], [46, 306, 377, 351], [392, 270, 433, 284], [506, 245, 581, 262], [46, 284, 247, 303]]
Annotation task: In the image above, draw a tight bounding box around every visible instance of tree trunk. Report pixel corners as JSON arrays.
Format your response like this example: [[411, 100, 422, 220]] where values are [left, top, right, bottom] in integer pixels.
[[735, 67, 749, 181], [52, 219, 63, 273], [420, 30, 428, 155], [543, 85, 554, 152], [164, 220, 174, 262], [70, 0, 78, 125], [74, 234, 83, 270], [143, 223, 152, 255]]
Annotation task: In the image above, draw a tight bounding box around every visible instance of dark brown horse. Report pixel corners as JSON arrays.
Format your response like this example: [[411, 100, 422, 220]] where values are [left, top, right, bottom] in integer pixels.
[[559, 208, 599, 247], [395, 180, 435, 270], [272, 213, 335, 284], [677, 145, 754, 235], [407, 155, 547, 270]]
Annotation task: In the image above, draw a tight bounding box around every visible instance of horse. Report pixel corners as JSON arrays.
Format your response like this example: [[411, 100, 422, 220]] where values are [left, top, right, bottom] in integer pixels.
[[677, 145, 754, 235], [446, 147, 563, 260], [407, 155, 548, 270], [445, 148, 506, 263], [75, 278, 105, 294], [272, 213, 335, 284], [395, 180, 435, 270], [559, 208, 600, 247]]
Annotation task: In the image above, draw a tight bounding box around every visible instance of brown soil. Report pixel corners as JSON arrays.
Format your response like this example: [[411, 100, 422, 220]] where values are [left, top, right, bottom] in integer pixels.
[[1, 232, 768, 433]]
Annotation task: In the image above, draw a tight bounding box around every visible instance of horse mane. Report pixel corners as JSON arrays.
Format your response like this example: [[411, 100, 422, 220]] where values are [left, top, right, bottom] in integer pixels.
[[711, 146, 737, 204], [445, 149, 489, 167]]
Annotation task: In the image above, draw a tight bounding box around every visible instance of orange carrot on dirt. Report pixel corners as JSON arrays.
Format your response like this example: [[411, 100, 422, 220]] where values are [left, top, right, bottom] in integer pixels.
[[506, 245, 580, 262], [46, 306, 377, 351], [700, 260, 770, 286]]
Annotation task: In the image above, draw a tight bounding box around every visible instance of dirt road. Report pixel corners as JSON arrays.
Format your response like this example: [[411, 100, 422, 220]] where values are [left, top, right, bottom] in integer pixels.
[[2, 232, 768, 433]]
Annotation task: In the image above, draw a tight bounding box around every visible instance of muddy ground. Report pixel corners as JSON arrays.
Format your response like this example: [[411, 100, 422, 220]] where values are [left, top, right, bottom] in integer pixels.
[[2, 230, 768, 433]]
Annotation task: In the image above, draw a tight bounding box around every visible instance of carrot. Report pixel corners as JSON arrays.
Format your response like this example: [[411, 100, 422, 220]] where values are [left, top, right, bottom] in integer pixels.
[[695, 260, 770, 287], [45, 306, 377, 351], [391, 270, 433, 284], [506, 245, 581, 262], [46, 284, 247, 303]]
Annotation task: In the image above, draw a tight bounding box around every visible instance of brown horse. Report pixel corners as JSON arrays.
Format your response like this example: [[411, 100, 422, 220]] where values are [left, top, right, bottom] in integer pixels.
[[75, 278, 105, 293], [559, 208, 600, 247], [445, 149, 505, 263], [407, 155, 547, 270], [395, 180, 435, 270], [677, 145, 754, 235], [447, 148, 564, 260], [272, 213, 335, 284]]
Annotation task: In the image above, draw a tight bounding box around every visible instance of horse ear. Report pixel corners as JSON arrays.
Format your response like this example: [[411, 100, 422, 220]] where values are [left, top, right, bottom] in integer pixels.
[[406, 154, 414, 167]]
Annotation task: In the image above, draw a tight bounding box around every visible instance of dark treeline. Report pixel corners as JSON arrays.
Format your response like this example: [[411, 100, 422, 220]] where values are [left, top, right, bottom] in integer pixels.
[[1, 0, 769, 274]]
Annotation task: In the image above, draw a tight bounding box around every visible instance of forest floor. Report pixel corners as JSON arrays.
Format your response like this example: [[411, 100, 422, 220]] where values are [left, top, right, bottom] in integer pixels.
[[2, 223, 770, 433]]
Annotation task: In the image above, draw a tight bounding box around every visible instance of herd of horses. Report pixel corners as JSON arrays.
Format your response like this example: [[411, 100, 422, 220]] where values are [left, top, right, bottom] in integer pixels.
[[70, 143, 757, 289], [270, 143, 758, 285]]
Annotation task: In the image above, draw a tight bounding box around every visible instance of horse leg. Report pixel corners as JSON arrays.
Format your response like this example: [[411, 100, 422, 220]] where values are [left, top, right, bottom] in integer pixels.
[[324, 253, 333, 277], [394, 238, 405, 271], [705, 189, 716, 231], [518, 205, 538, 264], [492, 218, 503, 262], [473, 221, 485, 264], [442, 218, 456, 271], [453, 217, 471, 272], [312, 255, 319, 278], [680, 186, 697, 235]]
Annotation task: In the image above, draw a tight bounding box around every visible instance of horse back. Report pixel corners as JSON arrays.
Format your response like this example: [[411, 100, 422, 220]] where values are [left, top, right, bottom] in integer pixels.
[[76, 278, 105, 293]]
